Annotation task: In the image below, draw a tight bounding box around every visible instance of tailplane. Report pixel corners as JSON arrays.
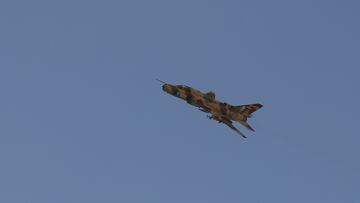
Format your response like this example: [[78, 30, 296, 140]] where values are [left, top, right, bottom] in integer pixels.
[[239, 120, 255, 132]]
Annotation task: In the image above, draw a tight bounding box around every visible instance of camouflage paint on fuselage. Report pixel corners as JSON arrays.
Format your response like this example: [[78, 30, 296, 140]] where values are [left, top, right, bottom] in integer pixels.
[[161, 82, 263, 138]]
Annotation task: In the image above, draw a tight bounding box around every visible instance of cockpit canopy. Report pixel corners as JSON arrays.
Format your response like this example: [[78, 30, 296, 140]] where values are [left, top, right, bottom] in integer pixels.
[[204, 91, 216, 101]]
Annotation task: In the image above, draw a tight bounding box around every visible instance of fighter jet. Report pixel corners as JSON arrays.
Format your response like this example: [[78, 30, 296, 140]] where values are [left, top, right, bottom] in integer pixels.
[[158, 80, 263, 138]]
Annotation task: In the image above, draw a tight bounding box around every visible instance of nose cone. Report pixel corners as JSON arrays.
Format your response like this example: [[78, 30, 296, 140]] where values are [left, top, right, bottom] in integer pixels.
[[162, 84, 168, 92], [162, 84, 174, 94], [162, 84, 176, 95]]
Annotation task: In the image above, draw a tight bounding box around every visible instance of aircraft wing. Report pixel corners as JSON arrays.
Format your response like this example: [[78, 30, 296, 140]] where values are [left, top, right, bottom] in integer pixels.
[[208, 114, 246, 138], [221, 117, 247, 138]]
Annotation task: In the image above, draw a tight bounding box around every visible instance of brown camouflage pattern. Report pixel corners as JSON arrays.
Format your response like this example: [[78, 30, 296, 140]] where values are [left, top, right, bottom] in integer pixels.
[[161, 82, 263, 138]]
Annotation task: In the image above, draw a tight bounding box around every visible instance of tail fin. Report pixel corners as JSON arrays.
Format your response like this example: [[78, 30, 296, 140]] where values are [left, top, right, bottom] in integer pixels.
[[230, 103, 262, 132], [231, 103, 263, 118]]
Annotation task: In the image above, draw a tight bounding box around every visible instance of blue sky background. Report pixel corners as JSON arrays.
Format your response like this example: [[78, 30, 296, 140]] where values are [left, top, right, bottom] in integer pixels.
[[1, 0, 359, 202]]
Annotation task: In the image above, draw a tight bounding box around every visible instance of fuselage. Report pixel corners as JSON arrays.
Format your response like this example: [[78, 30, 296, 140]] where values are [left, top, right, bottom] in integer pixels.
[[162, 83, 246, 122]]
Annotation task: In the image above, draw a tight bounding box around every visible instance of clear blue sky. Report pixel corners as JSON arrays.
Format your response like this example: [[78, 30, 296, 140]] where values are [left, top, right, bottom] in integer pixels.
[[1, 0, 359, 202]]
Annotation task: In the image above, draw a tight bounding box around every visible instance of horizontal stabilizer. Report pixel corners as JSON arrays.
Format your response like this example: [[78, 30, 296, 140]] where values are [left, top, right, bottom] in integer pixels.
[[239, 120, 255, 132]]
